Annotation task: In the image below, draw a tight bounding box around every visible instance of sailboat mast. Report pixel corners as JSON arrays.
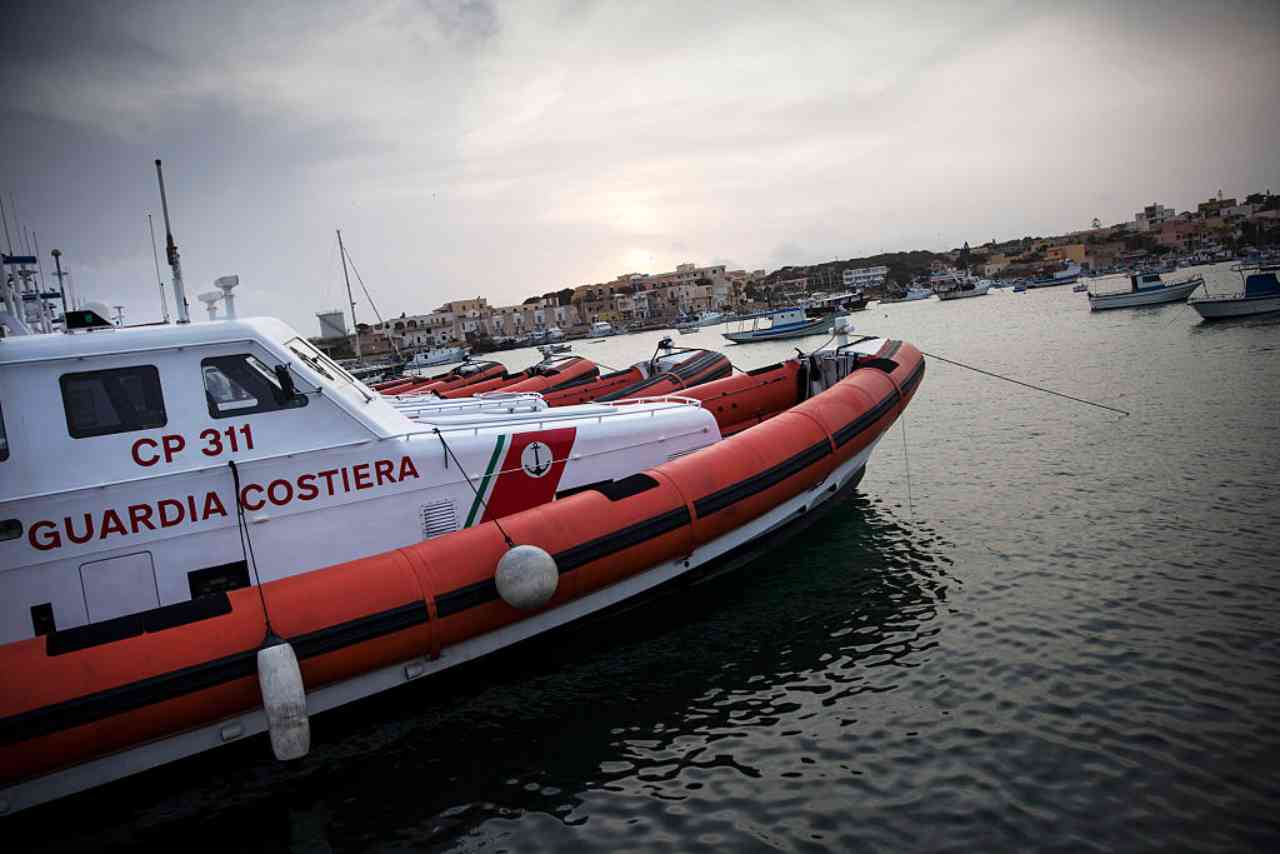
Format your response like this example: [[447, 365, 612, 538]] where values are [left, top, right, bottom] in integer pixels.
[[148, 214, 171, 323], [337, 229, 360, 359]]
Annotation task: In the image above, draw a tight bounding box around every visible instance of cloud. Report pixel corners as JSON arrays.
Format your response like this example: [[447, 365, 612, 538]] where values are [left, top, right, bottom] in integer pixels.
[[3, 0, 1278, 332]]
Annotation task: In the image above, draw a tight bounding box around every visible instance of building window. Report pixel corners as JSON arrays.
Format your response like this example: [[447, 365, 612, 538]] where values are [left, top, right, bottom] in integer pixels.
[[60, 365, 167, 438], [202, 354, 307, 418]]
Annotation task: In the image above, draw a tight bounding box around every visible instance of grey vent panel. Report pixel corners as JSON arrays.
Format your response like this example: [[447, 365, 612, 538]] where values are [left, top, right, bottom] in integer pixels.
[[419, 501, 458, 540]]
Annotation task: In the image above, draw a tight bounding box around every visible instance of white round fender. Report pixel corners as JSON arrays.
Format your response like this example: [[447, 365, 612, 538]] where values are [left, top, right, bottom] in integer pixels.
[[256, 639, 311, 761], [495, 544, 559, 610]]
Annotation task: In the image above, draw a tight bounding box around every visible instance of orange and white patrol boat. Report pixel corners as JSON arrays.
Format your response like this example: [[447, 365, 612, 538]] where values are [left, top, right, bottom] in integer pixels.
[[0, 293, 924, 815]]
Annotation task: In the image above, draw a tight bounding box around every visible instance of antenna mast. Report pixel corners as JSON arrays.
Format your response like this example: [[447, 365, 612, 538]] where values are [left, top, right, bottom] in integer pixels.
[[337, 229, 361, 359], [148, 213, 171, 323], [154, 159, 190, 323]]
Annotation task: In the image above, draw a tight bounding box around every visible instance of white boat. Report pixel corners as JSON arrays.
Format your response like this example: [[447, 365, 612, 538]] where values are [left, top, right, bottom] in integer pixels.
[[406, 345, 466, 368], [675, 311, 724, 334], [878, 287, 931, 304], [721, 307, 831, 343], [1188, 264, 1280, 320], [1027, 262, 1083, 289], [935, 275, 991, 301], [589, 320, 614, 337], [1087, 271, 1203, 311]]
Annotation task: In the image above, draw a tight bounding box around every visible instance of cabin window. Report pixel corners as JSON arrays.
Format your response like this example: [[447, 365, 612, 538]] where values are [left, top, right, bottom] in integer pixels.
[[202, 354, 307, 418], [60, 365, 167, 438], [0, 400, 8, 461]]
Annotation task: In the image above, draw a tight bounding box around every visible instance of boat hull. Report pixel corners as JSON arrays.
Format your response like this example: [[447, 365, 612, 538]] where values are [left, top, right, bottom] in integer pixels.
[[1188, 294, 1280, 319], [722, 317, 831, 343], [936, 285, 990, 301], [1087, 277, 1202, 311]]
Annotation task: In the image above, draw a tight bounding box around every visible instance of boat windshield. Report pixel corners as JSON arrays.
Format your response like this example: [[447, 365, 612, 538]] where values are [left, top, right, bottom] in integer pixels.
[[285, 336, 361, 388]]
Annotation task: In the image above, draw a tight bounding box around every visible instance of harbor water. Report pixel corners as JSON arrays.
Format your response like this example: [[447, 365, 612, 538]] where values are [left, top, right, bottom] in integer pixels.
[[21, 263, 1280, 852]]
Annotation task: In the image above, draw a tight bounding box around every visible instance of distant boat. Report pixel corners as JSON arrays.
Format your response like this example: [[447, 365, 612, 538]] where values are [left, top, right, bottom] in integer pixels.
[[1188, 264, 1280, 320], [589, 320, 615, 337], [1028, 262, 1083, 288], [406, 345, 467, 368], [722, 307, 831, 343], [1087, 271, 1203, 311], [675, 310, 725, 334], [879, 286, 932, 303], [1072, 282, 1088, 293], [936, 276, 991, 301]]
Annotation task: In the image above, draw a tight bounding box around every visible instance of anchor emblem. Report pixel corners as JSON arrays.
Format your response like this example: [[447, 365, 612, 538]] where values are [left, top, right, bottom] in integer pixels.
[[520, 441, 553, 478]]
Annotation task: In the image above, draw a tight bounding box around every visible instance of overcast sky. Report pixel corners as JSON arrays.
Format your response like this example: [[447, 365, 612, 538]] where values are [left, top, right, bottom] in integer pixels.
[[4, 0, 1278, 332]]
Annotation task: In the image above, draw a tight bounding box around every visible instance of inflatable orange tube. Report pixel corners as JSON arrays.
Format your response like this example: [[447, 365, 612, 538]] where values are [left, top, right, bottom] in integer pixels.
[[499, 357, 599, 395], [541, 366, 645, 406]]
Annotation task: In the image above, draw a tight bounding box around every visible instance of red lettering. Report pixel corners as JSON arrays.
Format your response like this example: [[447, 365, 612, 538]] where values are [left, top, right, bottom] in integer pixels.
[[267, 479, 293, 506], [353, 463, 372, 490], [99, 509, 128, 539], [132, 437, 160, 467], [186, 494, 198, 522], [65, 513, 94, 544], [240, 484, 266, 512], [297, 473, 319, 501], [200, 428, 223, 457], [202, 491, 228, 520], [374, 459, 394, 485], [398, 455, 420, 481], [340, 468, 351, 492], [158, 499, 186, 527], [128, 503, 155, 533], [318, 470, 339, 496], [163, 434, 186, 463], [29, 520, 62, 551]]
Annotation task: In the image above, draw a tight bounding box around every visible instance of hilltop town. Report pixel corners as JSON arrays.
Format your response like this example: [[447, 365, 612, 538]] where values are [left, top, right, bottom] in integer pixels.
[[316, 189, 1278, 358]]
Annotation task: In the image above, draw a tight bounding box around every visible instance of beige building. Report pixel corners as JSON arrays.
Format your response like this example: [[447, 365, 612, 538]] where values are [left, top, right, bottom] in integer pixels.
[[1045, 243, 1086, 265]]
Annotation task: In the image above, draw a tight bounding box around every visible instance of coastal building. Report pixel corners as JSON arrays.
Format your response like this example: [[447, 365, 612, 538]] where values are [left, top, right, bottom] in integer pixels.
[[1135, 203, 1173, 232], [842, 265, 888, 289], [1156, 220, 1203, 251], [1045, 243, 1086, 265]]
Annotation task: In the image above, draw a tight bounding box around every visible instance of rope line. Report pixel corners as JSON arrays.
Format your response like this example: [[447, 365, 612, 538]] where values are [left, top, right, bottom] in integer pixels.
[[229, 460, 277, 639], [921, 350, 1129, 416], [432, 429, 517, 547]]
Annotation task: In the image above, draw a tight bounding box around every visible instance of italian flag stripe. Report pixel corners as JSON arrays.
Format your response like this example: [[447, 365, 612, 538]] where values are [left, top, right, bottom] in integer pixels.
[[465, 434, 507, 527]]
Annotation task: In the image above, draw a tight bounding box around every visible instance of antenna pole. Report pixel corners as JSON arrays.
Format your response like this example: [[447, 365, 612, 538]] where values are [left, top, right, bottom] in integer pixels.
[[0, 194, 13, 254], [148, 213, 171, 323], [154, 159, 190, 323], [337, 229, 361, 359], [50, 249, 69, 321]]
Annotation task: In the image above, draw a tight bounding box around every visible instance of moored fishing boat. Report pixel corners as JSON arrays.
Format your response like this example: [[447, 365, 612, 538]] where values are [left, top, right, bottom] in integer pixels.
[[935, 276, 991, 301], [0, 299, 923, 812], [722, 307, 831, 343], [1187, 264, 1280, 320], [1086, 271, 1203, 311], [405, 345, 467, 368]]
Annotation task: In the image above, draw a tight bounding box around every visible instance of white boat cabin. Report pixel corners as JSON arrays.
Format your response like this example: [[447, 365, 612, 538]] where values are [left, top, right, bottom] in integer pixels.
[[0, 317, 720, 645]]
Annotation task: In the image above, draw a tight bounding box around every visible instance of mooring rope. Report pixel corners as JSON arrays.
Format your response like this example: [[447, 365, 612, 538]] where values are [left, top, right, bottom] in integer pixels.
[[432, 428, 517, 548]]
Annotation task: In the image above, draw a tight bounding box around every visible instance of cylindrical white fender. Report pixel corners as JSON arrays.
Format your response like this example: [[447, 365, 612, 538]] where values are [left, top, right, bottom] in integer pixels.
[[495, 545, 559, 610], [256, 640, 310, 761]]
